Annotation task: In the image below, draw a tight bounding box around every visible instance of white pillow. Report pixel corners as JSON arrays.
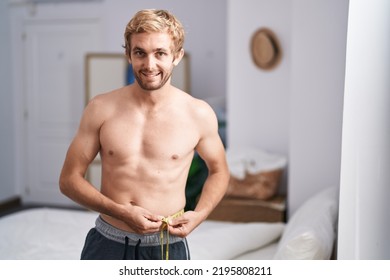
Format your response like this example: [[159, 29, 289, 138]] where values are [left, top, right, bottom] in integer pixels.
[[273, 186, 339, 260], [188, 220, 284, 260]]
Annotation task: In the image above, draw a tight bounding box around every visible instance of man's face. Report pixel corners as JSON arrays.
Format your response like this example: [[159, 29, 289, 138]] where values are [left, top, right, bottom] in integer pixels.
[[129, 32, 178, 91]]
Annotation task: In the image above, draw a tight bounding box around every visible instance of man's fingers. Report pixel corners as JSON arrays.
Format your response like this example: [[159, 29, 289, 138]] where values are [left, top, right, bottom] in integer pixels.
[[169, 225, 185, 236], [169, 216, 185, 226], [145, 214, 164, 223]]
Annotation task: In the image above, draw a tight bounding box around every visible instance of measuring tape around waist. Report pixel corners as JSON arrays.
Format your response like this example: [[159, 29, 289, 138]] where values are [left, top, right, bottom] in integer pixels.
[[160, 209, 184, 260]]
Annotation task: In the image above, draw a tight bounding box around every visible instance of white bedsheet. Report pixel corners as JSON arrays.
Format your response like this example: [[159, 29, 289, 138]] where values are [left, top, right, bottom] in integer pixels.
[[0, 208, 282, 260], [0, 208, 95, 260]]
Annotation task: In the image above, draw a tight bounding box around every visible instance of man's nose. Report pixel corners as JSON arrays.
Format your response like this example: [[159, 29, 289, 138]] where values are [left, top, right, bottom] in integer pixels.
[[144, 55, 156, 70]]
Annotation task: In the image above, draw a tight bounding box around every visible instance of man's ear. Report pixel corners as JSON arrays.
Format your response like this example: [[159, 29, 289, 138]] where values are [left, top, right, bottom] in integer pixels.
[[173, 48, 185, 66], [125, 47, 133, 64]]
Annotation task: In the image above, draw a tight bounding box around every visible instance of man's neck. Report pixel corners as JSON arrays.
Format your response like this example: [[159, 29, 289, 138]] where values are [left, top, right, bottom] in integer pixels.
[[132, 83, 173, 111]]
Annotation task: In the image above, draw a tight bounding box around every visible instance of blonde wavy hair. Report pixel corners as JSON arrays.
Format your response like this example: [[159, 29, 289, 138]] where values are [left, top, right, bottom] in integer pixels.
[[123, 9, 185, 57]]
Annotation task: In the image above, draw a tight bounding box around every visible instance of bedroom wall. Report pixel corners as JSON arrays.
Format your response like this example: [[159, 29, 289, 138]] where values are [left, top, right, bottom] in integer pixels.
[[0, 0, 17, 204], [288, 0, 348, 215], [227, 0, 290, 157], [227, 0, 349, 216]]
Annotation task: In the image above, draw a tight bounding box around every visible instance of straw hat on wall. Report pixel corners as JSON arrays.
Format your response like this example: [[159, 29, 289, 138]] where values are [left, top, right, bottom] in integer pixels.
[[250, 27, 282, 70]]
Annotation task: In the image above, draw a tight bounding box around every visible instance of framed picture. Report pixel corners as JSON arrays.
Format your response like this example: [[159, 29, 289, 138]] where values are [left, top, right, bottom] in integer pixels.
[[84, 53, 128, 104]]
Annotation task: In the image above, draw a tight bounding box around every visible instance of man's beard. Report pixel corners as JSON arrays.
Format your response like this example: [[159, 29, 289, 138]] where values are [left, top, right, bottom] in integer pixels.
[[134, 69, 173, 91]]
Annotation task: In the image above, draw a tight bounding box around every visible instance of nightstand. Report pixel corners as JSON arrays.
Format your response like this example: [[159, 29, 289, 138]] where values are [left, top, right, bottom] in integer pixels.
[[207, 195, 286, 223]]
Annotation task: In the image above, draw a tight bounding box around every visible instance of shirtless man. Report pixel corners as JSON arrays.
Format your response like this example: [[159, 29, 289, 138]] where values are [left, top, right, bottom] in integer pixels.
[[59, 9, 229, 260]]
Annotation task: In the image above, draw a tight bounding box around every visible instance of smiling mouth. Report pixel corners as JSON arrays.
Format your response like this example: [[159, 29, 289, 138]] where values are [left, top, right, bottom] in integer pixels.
[[142, 71, 160, 78]]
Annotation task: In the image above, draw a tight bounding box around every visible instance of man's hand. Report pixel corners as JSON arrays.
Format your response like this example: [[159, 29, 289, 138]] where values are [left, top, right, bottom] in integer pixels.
[[121, 203, 164, 234], [167, 211, 203, 238]]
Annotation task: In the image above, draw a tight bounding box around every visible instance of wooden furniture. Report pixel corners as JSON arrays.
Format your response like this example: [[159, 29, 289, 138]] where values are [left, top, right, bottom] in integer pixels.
[[208, 195, 286, 223]]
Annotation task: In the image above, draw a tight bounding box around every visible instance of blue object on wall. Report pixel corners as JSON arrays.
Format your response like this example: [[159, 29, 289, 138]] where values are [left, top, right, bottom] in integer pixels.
[[126, 64, 135, 84]]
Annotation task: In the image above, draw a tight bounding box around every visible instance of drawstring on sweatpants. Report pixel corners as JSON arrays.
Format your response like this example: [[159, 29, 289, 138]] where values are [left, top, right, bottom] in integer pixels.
[[134, 239, 141, 260], [122, 236, 129, 260], [122, 237, 141, 260]]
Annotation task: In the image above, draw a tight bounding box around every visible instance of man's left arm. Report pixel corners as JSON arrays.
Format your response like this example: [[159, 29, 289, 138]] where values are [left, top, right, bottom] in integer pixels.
[[169, 102, 230, 237]]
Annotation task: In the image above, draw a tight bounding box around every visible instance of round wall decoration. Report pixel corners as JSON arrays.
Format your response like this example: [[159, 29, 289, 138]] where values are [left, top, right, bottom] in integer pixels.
[[250, 27, 282, 70]]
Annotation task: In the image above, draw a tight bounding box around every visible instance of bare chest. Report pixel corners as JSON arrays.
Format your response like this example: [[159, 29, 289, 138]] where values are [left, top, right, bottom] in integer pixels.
[[99, 111, 199, 163]]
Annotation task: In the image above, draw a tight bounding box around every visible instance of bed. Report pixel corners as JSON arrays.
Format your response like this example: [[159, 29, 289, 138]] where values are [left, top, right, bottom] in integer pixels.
[[0, 187, 338, 260]]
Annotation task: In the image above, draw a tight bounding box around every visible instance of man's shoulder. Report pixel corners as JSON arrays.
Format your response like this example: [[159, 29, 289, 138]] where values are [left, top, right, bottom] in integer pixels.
[[84, 88, 128, 121], [178, 94, 217, 125], [88, 87, 127, 106], [188, 95, 214, 114], [175, 90, 210, 110]]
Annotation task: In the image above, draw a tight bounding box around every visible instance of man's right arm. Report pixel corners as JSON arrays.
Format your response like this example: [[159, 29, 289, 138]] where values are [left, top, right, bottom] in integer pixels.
[[59, 97, 121, 215]]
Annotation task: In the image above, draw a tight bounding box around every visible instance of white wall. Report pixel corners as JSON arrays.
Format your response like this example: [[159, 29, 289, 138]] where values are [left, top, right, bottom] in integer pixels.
[[338, 0, 390, 259], [0, 0, 16, 203], [227, 0, 291, 156], [228, 0, 349, 215], [288, 0, 348, 214]]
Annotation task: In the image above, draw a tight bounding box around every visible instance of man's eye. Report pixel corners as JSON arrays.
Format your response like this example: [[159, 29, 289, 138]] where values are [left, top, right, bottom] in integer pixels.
[[157, 52, 166, 57], [134, 51, 144, 57]]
